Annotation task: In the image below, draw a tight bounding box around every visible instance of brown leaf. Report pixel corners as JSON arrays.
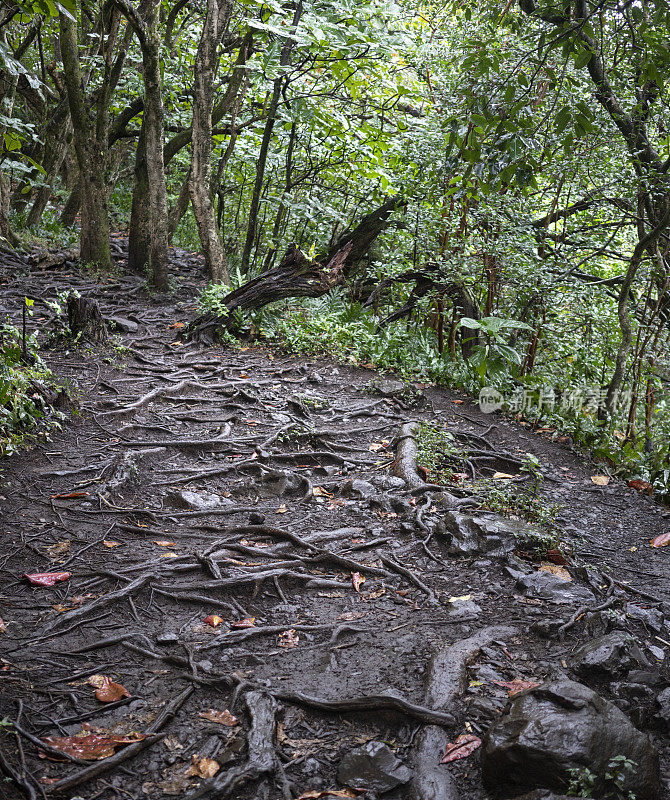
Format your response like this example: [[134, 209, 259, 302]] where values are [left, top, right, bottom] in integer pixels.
[[0, 618, 6, 634], [650, 533, 670, 548], [153, 540, 176, 547], [276, 504, 289, 513], [230, 617, 255, 629], [23, 572, 71, 587], [40, 726, 145, 761], [204, 615, 224, 628], [45, 540, 70, 559], [590, 475, 610, 485], [538, 563, 571, 581], [351, 572, 365, 592], [185, 754, 219, 779], [103, 540, 121, 548], [312, 486, 333, 498], [278, 629, 299, 649], [50, 492, 90, 499], [546, 548, 568, 566], [441, 733, 482, 762], [493, 472, 516, 480], [198, 709, 238, 727], [492, 679, 541, 696], [627, 479, 652, 494], [87, 675, 131, 703]]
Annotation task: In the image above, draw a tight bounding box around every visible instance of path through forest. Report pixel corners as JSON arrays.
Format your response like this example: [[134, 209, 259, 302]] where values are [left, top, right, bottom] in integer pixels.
[[0, 250, 668, 800]]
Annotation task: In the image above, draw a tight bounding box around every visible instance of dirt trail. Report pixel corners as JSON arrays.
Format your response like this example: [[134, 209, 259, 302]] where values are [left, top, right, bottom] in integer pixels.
[[0, 253, 668, 800]]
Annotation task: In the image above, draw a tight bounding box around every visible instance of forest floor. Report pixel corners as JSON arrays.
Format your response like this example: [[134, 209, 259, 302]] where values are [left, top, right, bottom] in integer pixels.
[[0, 246, 669, 800]]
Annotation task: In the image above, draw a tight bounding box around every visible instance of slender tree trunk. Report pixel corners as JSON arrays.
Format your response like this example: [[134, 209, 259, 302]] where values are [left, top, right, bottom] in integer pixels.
[[189, 0, 233, 283], [128, 120, 150, 272], [59, 10, 112, 269], [240, 3, 302, 275]]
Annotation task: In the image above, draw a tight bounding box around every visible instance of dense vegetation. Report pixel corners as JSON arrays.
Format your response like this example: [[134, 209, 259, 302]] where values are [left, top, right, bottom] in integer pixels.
[[2, 0, 669, 492]]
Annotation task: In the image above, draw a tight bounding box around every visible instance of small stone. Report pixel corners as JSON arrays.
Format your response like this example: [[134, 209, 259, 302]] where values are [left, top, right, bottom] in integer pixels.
[[515, 571, 593, 605], [108, 316, 139, 333], [572, 632, 645, 679], [156, 632, 179, 645], [337, 741, 411, 794], [626, 604, 664, 632], [647, 644, 665, 662], [249, 512, 265, 525], [169, 489, 232, 511], [445, 598, 482, 620], [656, 687, 670, 730], [341, 479, 376, 500]]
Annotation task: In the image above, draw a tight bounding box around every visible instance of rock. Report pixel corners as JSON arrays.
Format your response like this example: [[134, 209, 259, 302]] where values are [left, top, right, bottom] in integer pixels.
[[156, 631, 179, 645], [481, 677, 661, 799], [249, 512, 265, 525], [108, 315, 139, 333], [626, 604, 664, 632], [445, 598, 482, 620], [656, 687, 670, 730], [437, 512, 542, 558], [647, 644, 665, 662], [371, 475, 406, 490], [512, 792, 588, 800], [341, 479, 376, 500], [515, 571, 593, 605], [367, 377, 406, 398], [572, 632, 646, 679], [337, 741, 411, 794], [168, 489, 232, 510]]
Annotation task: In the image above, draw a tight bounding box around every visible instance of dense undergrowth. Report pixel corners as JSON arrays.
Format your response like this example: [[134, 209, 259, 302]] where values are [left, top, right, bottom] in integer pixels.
[[199, 284, 670, 501]]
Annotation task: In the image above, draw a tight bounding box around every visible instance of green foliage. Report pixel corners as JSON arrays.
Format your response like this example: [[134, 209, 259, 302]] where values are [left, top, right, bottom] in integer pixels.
[[568, 756, 638, 800], [0, 319, 65, 456], [415, 422, 459, 485]]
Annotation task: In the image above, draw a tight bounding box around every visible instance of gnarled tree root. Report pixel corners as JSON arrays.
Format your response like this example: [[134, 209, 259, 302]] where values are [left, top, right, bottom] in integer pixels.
[[411, 625, 517, 800]]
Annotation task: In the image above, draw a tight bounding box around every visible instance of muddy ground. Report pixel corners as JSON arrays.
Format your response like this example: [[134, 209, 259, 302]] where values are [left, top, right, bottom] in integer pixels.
[[0, 249, 668, 800]]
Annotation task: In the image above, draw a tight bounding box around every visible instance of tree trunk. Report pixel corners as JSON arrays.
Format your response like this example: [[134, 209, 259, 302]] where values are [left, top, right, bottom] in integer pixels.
[[128, 120, 150, 272], [187, 196, 403, 338], [189, 0, 233, 283], [59, 10, 113, 270], [67, 295, 108, 342]]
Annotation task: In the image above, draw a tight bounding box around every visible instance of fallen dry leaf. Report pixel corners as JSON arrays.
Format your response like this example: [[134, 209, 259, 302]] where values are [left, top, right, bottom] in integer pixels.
[[493, 472, 516, 480], [198, 709, 238, 727], [0, 618, 6, 634], [204, 615, 224, 628], [539, 563, 571, 581], [278, 629, 299, 649], [168, 322, 185, 329], [153, 540, 176, 547], [276, 504, 289, 514], [50, 492, 90, 499], [650, 533, 670, 548], [492, 679, 541, 696], [368, 442, 386, 452], [591, 475, 610, 485], [312, 486, 333, 498], [185, 754, 219, 779], [88, 675, 130, 703], [294, 791, 361, 799], [103, 540, 121, 548], [627, 479, 653, 494], [40, 726, 145, 761], [23, 572, 71, 587], [230, 617, 255, 629], [441, 733, 482, 762], [351, 572, 365, 592], [546, 548, 568, 566], [45, 540, 70, 559]]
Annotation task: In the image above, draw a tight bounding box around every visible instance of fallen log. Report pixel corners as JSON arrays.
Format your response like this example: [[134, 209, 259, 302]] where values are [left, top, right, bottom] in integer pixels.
[[186, 196, 403, 340]]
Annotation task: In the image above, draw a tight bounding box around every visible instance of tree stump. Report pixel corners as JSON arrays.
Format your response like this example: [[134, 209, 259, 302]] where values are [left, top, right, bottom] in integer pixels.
[[66, 295, 108, 342]]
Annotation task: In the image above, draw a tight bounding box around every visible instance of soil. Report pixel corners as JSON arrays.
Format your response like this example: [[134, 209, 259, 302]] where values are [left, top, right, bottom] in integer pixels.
[[0, 245, 668, 800]]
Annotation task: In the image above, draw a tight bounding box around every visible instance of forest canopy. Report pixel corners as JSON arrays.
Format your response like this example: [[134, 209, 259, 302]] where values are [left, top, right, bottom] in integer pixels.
[[1, 0, 669, 491]]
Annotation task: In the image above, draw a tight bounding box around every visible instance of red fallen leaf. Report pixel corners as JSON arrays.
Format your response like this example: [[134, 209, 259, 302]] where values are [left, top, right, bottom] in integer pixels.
[[198, 709, 238, 726], [351, 572, 366, 592], [627, 479, 653, 494], [87, 675, 131, 703], [50, 492, 90, 499], [168, 322, 185, 329], [103, 540, 121, 548], [23, 572, 71, 587], [40, 725, 145, 760], [450, 472, 469, 482], [441, 733, 482, 762], [546, 548, 568, 566], [204, 614, 224, 627], [650, 533, 670, 548], [451, 400, 464, 404], [230, 617, 255, 629], [492, 679, 542, 696]]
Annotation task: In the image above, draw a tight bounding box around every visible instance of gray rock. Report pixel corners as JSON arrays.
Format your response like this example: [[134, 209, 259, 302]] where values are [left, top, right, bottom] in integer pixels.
[[341, 479, 376, 500], [156, 631, 179, 645], [656, 687, 670, 730], [481, 677, 661, 799], [516, 571, 593, 605], [108, 315, 139, 333], [445, 598, 482, 620], [249, 512, 265, 525], [367, 377, 406, 398], [626, 604, 664, 632], [513, 792, 588, 800], [168, 489, 232, 510], [437, 512, 543, 558], [337, 741, 411, 794], [371, 475, 406, 491], [572, 632, 646, 679]]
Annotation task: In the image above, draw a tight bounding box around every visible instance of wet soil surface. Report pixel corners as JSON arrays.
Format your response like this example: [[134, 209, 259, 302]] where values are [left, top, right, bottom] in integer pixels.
[[0, 249, 668, 800]]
